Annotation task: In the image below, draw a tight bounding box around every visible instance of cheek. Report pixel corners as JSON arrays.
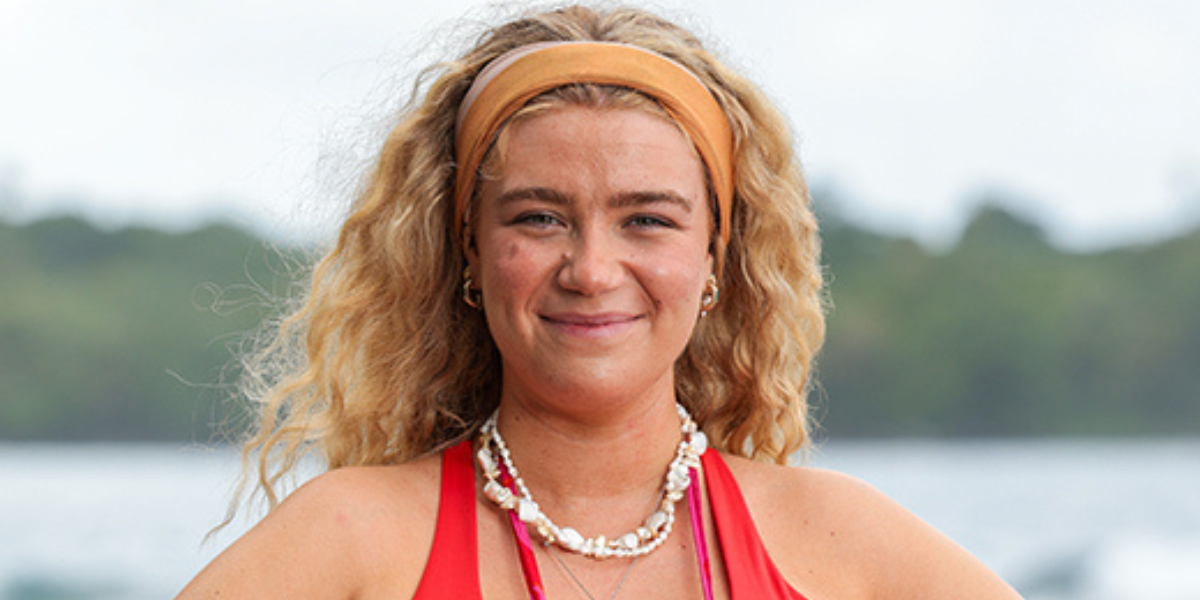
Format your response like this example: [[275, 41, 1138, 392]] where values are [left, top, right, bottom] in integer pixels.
[[645, 251, 709, 311], [481, 239, 552, 301]]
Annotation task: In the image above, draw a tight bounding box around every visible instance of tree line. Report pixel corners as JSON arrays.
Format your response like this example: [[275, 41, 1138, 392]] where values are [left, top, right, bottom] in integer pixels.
[[1, 201, 1197, 442]]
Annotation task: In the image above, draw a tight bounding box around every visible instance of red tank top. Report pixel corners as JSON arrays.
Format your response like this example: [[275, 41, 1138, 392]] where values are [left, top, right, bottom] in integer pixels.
[[411, 441, 807, 599]]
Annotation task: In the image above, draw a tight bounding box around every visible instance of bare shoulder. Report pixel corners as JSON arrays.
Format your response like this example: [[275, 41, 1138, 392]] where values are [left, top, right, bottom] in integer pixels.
[[176, 454, 443, 600], [719, 453, 1023, 600]]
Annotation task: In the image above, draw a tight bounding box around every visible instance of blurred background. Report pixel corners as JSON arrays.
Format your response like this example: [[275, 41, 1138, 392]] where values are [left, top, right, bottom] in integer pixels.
[[1, 1, 1198, 599]]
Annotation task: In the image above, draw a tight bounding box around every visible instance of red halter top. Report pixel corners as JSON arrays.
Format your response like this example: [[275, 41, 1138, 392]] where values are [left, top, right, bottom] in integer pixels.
[[412, 440, 807, 599]]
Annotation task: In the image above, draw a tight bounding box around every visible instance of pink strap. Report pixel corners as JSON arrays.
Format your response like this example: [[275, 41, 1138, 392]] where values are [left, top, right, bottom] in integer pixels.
[[688, 465, 716, 600], [499, 461, 548, 600]]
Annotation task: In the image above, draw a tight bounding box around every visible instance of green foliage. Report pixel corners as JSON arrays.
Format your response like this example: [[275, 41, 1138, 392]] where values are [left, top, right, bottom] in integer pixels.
[[1, 202, 1197, 441], [818, 202, 1200, 438], [0, 217, 304, 442]]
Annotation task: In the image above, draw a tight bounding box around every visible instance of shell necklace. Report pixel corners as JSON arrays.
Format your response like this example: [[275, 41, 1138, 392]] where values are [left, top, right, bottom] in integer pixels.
[[477, 404, 708, 560]]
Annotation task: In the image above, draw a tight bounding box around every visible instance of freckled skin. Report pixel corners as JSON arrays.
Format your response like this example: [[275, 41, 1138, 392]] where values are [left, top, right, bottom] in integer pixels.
[[468, 106, 714, 416]]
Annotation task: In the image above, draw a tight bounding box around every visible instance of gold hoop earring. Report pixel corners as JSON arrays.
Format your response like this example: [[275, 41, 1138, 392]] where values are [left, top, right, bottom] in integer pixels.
[[699, 274, 719, 318], [463, 266, 482, 309]]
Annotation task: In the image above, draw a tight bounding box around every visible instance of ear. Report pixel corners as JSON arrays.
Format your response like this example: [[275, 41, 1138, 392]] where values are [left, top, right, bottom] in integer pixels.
[[462, 222, 479, 265], [705, 236, 719, 282]]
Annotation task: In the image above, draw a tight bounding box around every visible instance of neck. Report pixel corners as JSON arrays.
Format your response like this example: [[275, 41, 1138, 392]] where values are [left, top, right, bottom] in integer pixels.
[[492, 388, 684, 531]]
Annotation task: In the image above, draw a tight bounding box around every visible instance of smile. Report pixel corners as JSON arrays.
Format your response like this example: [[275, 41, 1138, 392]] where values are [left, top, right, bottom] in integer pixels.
[[540, 312, 642, 337]]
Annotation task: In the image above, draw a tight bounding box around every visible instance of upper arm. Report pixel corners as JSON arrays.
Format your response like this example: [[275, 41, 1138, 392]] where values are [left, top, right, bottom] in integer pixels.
[[732, 462, 1023, 600], [175, 470, 369, 600], [175, 464, 439, 600], [834, 473, 1024, 600]]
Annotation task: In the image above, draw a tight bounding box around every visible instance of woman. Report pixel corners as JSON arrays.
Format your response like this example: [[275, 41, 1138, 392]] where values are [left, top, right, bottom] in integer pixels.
[[179, 5, 1022, 600]]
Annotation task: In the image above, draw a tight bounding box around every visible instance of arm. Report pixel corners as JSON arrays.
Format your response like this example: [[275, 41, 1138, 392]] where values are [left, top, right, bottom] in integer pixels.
[[733, 460, 1024, 600], [831, 472, 1023, 600], [176, 464, 438, 600]]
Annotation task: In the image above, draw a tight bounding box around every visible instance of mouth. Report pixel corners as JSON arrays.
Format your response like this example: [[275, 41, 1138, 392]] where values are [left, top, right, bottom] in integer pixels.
[[540, 312, 642, 337]]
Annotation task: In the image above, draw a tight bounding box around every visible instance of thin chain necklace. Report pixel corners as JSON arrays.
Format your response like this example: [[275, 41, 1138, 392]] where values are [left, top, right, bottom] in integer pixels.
[[549, 547, 638, 600], [477, 403, 708, 559]]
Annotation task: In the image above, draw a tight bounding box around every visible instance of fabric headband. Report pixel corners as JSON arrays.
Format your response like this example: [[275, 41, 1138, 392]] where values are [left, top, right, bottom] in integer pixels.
[[453, 41, 736, 254]]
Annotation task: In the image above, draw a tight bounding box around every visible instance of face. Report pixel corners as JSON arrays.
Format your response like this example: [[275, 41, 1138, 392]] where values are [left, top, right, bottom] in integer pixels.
[[469, 105, 714, 411]]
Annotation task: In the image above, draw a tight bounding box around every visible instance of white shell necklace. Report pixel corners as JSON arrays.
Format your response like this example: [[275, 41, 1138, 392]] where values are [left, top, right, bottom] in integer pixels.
[[477, 404, 708, 560]]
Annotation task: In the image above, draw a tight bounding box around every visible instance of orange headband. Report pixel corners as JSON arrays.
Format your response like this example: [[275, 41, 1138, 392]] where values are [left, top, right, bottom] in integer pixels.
[[453, 41, 735, 251]]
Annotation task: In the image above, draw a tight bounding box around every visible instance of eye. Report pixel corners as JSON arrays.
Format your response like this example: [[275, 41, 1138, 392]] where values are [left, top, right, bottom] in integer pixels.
[[513, 211, 563, 228], [627, 214, 675, 229]]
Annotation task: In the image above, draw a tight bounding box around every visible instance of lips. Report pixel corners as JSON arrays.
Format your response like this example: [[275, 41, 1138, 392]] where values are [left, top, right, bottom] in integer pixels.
[[540, 312, 642, 337]]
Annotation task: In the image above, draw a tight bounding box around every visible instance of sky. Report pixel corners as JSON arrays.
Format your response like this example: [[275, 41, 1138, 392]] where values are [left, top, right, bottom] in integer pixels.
[[2, 0, 1198, 250]]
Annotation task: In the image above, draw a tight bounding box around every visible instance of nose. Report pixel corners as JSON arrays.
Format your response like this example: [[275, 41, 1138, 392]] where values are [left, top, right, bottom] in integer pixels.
[[557, 226, 625, 296]]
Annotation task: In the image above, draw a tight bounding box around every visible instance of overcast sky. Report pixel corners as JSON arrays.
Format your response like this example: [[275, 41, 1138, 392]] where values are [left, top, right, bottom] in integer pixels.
[[2, 0, 1198, 249]]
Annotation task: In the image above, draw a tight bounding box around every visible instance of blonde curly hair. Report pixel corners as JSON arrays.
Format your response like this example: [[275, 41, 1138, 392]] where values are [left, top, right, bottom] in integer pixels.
[[234, 3, 825, 511]]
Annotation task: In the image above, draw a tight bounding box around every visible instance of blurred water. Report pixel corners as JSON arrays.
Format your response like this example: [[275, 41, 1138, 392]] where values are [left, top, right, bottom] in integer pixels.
[[0, 445, 251, 600], [1, 439, 1197, 600], [808, 439, 1200, 600]]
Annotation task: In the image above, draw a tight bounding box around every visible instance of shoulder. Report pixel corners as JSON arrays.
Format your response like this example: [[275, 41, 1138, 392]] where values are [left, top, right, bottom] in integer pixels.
[[291, 453, 443, 530], [716, 452, 881, 592], [177, 454, 443, 600], [286, 454, 443, 562], [718, 453, 1022, 600]]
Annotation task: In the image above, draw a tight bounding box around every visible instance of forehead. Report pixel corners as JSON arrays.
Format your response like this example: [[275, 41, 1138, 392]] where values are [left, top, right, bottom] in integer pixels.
[[486, 106, 706, 193]]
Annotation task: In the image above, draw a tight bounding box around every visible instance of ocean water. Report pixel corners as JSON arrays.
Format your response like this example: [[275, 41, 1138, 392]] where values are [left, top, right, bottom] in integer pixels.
[[1, 439, 1198, 600]]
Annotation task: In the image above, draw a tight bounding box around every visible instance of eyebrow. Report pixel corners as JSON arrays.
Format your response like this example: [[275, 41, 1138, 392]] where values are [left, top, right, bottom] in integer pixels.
[[494, 187, 571, 207], [612, 191, 694, 213], [495, 187, 694, 213]]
